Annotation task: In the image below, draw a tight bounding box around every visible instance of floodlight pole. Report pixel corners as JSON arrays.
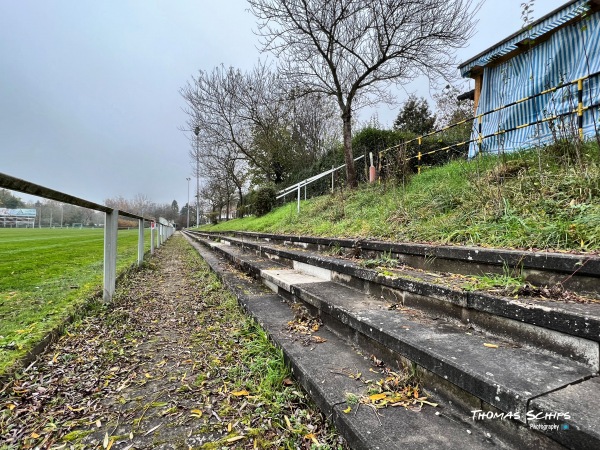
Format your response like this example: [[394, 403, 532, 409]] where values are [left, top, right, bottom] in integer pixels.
[[194, 126, 200, 227], [186, 177, 191, 228]]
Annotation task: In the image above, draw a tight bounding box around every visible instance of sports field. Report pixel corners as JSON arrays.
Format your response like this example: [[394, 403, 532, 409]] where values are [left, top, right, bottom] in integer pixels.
[[0, 227, 152, 374]]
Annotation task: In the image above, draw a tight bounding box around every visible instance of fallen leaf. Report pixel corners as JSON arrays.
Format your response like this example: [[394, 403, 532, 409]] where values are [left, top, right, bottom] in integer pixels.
[[343, 406, 352, 413], [31, 432, 40, 439], [369, 393, 387, 402], [226, 435, 245, 443], [190, 409, 203, 418], [103, 432, 109, 448], [231, 390, 249, 397], [483, 343, 499, 348], [284, 415, 292, 430], [312, 336, 327, 343]]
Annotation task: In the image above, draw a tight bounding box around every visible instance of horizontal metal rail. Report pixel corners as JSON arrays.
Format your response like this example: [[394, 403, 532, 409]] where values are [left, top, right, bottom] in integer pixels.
[[0, 171, 175, 301]]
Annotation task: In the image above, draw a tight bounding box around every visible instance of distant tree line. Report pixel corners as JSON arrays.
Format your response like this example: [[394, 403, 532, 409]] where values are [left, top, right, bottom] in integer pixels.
[[0, 189, 183, 228]]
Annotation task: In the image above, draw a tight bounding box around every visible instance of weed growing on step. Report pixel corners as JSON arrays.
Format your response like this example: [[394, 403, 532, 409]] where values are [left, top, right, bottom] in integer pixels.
[[360, 250, 399, 269]]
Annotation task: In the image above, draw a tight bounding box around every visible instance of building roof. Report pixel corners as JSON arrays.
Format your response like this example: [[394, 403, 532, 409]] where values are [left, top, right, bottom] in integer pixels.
[[459, 0, 593, 77]]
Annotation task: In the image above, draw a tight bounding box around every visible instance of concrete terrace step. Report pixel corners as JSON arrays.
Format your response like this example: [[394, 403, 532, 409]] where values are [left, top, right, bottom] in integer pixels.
[[184, 231, 600, 449], [205, 230, 600, 297], [191, 231, 600, 370], [183, 235, 521, 449]]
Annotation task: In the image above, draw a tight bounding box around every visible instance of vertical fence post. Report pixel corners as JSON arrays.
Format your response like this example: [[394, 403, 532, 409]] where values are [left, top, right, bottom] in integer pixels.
[[150, 222, 155, 254], [138, 219, 144, 266], [103, 209, 118, 302], [331, 165, 334, 193], [577, 78, 584, 141], [477, 114, 483, 153], [157, 224, 161, 248], [417, 137, 422, 175], [297, 184, 301, 214]]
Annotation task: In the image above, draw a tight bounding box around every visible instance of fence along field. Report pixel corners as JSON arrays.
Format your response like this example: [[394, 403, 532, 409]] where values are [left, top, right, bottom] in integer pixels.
[[0, 171, 175, 377], [0, 227, 152, 375]]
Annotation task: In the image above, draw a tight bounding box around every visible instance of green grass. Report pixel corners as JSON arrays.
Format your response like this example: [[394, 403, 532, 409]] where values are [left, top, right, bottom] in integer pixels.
[[0, 227, 152, 375], [199, 141, 600, 251]]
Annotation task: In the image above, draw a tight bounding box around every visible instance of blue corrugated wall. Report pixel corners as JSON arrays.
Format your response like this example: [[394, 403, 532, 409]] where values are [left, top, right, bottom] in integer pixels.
[[469, 6, 600, 156]]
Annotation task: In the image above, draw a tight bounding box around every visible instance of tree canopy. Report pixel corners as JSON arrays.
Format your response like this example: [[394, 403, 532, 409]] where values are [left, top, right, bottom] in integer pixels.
[[248, 0, 480, 187]]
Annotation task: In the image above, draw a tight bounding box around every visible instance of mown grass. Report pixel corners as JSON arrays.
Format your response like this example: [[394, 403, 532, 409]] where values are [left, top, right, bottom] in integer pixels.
[[200, 141, 600, 251], [0, 228, 152, 375]]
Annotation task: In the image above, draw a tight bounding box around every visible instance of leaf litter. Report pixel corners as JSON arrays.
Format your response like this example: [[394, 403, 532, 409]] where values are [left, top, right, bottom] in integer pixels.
[[0, 235, 346, 449]]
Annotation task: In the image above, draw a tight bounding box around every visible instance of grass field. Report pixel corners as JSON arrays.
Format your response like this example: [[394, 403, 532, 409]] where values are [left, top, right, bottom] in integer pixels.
[[0, 227, 152, 375]]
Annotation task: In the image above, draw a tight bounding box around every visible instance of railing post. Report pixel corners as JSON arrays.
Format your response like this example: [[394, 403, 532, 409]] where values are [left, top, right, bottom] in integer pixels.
[[157, 224, 162, 248], [417, 137, 422, 174], [577, 78, 584, 141], [138, 219, 144, 266], [150, 222, 155, 254], [297, 184, 301, 213], [103, 209, 118, 302], [331, 165, 334, 193]]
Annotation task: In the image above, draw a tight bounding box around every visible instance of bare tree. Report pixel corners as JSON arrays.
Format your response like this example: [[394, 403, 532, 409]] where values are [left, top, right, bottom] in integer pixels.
[[249, 0, 480, 187]]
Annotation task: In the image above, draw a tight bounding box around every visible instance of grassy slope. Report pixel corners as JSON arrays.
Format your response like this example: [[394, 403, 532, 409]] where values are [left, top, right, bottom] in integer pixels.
[[201, 143, 600, 252], [0, 228, 151, 373]]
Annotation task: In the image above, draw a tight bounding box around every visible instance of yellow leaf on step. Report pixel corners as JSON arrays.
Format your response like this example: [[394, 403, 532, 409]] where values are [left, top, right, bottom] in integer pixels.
[[483, 343, 499, 348], [369, 393, 387, 402], [343, 406, 352, 413]]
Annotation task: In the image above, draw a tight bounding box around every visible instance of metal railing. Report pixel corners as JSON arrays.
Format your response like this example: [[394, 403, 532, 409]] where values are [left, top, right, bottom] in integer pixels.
[[275, 69, 600, 207], [0, 172, 175, 301], [378, 69, 600, 172], [277, 155, 365, 213]]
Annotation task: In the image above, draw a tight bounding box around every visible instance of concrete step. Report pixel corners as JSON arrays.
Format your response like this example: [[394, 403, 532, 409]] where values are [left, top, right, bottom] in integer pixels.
[[200, 230, 600, 298], [184, 231, 600, 449], [191, 231, 600, 370], [184, 234, 542, 450]]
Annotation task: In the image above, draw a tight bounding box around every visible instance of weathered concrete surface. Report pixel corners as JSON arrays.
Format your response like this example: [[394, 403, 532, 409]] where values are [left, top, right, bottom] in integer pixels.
[[529, 377, 600, 450], [186, 231, 600, 449], [195, 232, 600, 345], [206, 230, 600, 295], [186, 235, 518, 450]]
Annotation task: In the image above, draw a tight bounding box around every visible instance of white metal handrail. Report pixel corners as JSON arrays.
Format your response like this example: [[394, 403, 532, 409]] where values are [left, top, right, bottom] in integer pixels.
[[0, 172, 175, 301], [276, 154, 365, 212]]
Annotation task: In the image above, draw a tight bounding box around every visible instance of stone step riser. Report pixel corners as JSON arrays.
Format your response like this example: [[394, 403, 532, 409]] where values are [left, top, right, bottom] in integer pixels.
[[186, 232, 599, 450], [188, 234, 576, 449], [216, 231, 600, 297], [199, 233, 599, 370]]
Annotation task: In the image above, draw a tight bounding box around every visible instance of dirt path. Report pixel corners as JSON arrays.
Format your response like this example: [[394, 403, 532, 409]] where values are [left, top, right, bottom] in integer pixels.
[[1, 234, 344, 449]]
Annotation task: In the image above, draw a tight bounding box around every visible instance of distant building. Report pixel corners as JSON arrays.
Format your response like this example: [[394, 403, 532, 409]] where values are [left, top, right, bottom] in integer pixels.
[[0, 208, 36, 228], [459, 0, 600, 156]]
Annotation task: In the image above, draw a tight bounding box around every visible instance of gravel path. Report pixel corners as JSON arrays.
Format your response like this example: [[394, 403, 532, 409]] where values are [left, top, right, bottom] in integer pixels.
[[1, 234, 344, 449]]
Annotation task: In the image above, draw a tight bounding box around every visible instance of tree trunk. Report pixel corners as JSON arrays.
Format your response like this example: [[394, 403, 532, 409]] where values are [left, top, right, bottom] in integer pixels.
[[342, 111, 357, 188], [237, 187, 243, 218]]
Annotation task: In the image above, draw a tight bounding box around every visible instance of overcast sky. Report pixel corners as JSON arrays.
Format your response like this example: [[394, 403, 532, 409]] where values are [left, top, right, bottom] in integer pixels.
[[0, 0, 566, 208]]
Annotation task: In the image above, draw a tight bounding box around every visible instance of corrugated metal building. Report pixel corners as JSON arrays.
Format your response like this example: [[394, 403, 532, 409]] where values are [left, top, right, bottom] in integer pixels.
[[459, 0, 600, 156]]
